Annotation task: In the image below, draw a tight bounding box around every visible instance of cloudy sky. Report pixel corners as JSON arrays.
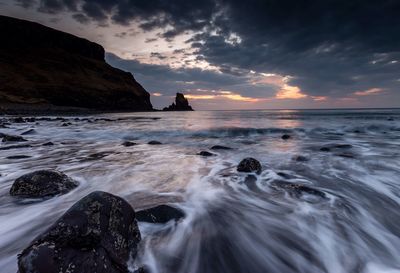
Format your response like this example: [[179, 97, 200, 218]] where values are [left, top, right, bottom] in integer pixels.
[[1, 0, 400, 110]]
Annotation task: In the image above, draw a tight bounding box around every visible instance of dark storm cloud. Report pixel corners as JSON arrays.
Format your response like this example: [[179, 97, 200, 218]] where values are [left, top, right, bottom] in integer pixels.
[[11, 0, 400, 98]]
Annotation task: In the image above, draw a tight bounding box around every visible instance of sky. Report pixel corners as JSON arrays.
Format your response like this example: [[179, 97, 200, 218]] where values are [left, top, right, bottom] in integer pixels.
[[1, 0, 400, 110]]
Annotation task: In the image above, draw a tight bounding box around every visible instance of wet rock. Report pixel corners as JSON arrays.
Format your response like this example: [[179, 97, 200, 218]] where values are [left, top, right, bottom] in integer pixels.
[[281, 134, 291, 140], [270, 180, 326, 199], [148, 140, 162, 145], [10, 170, 78, 198], [42, 141, 54, 146], [0, 144, 31, 150], [293, 155, 309, 162], [237, 157, 262, 174], [136, 204, 185, 223], [211, 145, 232, 150], [334, 144, 352, 149], [21, 128, 36, 135], [17, 191, 141, 273], [122, 141, 136, 147], [320, 147, 330, 152], [13, 117, 25, 123], [277, 172, 293, 179], [198, 151, 215, 157], [61, 122, 71, 126], [2, 134, 27, 142], [6, 155, 31, 159], [87, 152, 111, 160], [25, 117, 36, 122]]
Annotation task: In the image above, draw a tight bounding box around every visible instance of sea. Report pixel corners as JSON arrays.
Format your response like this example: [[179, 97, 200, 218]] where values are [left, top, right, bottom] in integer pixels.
[[0, 109, 400, 273]]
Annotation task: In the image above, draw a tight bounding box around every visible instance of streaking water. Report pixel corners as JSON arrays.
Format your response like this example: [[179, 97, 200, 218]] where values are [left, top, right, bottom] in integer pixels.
[[0, 109, 400, 273]]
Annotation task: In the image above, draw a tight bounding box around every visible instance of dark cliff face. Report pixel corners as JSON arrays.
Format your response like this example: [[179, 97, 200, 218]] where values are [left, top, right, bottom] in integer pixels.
[[163, 93, 194, 111], [0, 15, 153, 112]]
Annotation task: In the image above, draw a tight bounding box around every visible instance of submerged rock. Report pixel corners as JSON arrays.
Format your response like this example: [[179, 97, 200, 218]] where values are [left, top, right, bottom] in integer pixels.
[[198, 151, 215, 157], [136, 204, 185, 223], [10, 170, 78, 198], [281, 134, 291, 140], [6, 155, 31, 159], [2, 134, 27, 142], [42, 141, 54, 146], [122, 141, 136, 147], [211, 145, 232, 150], [17, 191, 141, 273], [148, 140, 162, 145], [237, 158, 262, 174], [270, 180, 326, 199], [293, 155, 309, 162]]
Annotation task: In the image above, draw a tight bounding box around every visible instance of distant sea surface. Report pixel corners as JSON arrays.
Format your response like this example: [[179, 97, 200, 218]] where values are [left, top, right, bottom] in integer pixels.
[[1, 109, 400, 273]]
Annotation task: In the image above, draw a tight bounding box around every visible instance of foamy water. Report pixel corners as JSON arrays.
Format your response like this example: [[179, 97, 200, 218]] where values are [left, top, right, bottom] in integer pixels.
[[0, 109, 400, 273]]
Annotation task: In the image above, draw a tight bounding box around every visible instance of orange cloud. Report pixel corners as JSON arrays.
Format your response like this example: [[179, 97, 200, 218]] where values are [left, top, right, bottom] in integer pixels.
[[185, 90, 262, 102], [311, 96, 327, 101], [354, 88, 384, 96], [276, 84, 307, 99], [152, 92, 162, 96]]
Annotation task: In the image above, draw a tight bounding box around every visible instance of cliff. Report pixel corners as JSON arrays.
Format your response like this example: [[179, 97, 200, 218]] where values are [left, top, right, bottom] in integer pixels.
[[163, 93, 194, 111], [0, 15, 153, 113]]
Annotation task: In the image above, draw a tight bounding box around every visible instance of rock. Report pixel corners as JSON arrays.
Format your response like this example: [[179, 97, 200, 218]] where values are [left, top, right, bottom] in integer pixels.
[[17, 191, 141, 273], [293, 155, 309, 162], [13, 117, 25, 123], [270, 181, 326, 199], [198, 151, 215, 157], [42, 141, 54, 146], [136, 204, 185, 224], [21, 129, 36, 135], [6, 155, 31, 159], [0, 15, 153, 113], [87, 152, 111, 160], [0, 144, 31, 150], [334, 144, 352, 149], [237, 158, 262, 174], [163, 93, 194, 111], [10, 170, 78, 198], [122, 141, 136, 147], [320, 147, 330, 152], [211, 145, 232, 150], [148, 140, 162, 145], [2, 134, 27, 142], [281, 134, 291, 140]]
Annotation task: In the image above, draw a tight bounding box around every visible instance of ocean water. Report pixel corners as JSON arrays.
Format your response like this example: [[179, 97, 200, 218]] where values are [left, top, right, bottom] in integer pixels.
[[0, 109, 400, 273]]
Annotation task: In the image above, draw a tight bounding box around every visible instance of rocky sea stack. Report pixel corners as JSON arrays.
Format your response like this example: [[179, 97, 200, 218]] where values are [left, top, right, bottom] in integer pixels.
[[163, 93, 194, 111], [0, 15, 153, 113]]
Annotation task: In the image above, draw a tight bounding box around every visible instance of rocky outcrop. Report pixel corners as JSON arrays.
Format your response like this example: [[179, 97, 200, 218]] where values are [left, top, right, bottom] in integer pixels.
[[10, 170, 78, 198], [136, 204, 185, 224], [237, 158, 262, 174], [163, 93, 194, 111], [17, 191, 141, 273], [0, 15, 153, 113]]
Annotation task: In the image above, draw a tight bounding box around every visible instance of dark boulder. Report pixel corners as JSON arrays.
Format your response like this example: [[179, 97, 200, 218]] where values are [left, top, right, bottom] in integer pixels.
[[2, 134, 27, 142], [211, 145, 232, 150], [293, 155, 309, 162], [281, 134, 291, 140], [6, 155, 31, 159], [136, 204, 185, 224], [42, 141, 54, 146], [148, 140, 162, 145], [17, 191, 141, 273], [198, 151, 216, 157], [122, 141, 136, 147], [163, 93, 194, 111], [237, 158, 262, 174], [10, 170, 78, 198], [320, 147, 330, 152]]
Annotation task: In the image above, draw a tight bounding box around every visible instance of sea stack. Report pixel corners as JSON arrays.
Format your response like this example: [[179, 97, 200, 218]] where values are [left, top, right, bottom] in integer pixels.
[[0, 15, 153, 113], [163, 93, 194, 111]]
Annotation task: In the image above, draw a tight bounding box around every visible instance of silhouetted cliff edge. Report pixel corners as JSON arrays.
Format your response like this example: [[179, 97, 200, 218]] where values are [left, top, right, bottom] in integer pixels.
[[0, 15, 153, 113]]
